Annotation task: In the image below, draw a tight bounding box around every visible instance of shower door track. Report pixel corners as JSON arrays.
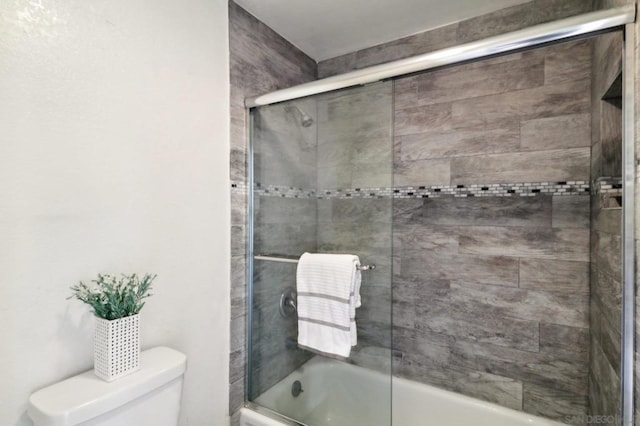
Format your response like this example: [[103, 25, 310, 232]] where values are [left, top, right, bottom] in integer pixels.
[[245, 5, 636, 108], [246, 5, 638, 426]]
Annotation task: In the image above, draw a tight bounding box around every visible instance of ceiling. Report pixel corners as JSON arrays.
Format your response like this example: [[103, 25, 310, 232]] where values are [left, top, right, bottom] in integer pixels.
[[234, 0, 531, 61]]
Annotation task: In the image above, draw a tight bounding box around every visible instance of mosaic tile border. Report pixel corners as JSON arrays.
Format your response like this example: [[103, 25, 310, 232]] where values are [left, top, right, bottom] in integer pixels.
[[230, 181, 248, 194], [232, 181, 591, 199], [593, 177, 623, 196]]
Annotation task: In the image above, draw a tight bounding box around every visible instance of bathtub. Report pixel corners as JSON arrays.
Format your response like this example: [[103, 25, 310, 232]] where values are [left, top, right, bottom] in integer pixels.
[[240, 356, 566, 426]]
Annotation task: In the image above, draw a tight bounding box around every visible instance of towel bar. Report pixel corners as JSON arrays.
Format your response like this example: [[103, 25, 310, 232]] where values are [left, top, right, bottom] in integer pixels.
[[254, 255, 376, 271]]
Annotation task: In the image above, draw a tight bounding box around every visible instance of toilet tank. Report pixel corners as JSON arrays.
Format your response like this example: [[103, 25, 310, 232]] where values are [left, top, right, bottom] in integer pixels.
[[28, 347, 187, 426]]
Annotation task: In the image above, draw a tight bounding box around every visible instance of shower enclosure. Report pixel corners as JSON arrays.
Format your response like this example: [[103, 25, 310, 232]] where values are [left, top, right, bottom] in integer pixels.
[[244, 6, 636, 426]]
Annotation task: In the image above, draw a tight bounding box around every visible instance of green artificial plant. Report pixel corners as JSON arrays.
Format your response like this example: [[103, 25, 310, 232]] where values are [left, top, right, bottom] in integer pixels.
[[69, 273, 156, 320]]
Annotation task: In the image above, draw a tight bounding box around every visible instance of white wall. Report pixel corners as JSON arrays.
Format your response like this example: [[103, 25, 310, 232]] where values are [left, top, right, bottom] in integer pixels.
[[0, 0, 230, 425]]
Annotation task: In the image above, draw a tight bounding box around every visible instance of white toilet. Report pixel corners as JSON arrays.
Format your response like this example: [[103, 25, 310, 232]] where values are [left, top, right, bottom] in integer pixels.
[[28, 346, 187, 426]]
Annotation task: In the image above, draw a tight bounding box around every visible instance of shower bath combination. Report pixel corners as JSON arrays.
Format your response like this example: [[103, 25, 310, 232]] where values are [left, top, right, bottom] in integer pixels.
[[242, 5, 636, 426]]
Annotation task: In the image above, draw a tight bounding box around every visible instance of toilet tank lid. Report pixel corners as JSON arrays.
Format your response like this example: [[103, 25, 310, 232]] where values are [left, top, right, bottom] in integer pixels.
[[28, 346, 187, 426]]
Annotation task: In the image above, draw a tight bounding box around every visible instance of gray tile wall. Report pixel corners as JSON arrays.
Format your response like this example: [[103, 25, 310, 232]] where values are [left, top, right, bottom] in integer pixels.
[[391, 39, 593, 422], [228, 1, 317, 422], [317, 0, 593, 78], [590, 1, 640, 423], [589, 29, 623, 419]]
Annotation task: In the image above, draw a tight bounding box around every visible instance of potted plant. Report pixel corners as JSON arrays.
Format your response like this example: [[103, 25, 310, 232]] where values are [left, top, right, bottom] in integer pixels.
[[69, 273, 156, 381]]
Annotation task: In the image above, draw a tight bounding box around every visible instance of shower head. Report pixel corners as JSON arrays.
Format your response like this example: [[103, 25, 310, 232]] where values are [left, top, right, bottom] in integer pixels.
[[287, 105, 314, 127], [298, 108, 314, 127]]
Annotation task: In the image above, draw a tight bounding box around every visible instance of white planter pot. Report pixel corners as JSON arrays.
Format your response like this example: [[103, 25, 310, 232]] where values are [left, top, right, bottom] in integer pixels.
[[94, 314, 140, 381]]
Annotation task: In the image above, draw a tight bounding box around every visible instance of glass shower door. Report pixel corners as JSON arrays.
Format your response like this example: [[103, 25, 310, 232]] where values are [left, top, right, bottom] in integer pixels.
[[248, 81, 393, 426]]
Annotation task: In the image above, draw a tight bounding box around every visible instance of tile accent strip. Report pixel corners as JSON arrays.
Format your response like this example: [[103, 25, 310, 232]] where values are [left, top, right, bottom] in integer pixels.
[[233, 181, 591, 199], [593, 176, 623, 195], [230, 181, 248, 194]]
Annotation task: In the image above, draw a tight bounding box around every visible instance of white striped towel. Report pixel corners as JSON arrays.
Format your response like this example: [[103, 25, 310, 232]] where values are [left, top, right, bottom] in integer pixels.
[[296, 252, 362, 358]]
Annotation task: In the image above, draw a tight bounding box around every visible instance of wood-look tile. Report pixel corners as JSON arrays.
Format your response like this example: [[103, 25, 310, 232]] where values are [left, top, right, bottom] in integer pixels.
[[552, 196, 590, 229], [230, 315, 245, 353], [394, 76, 419, 110], [355, 24, 460, 71], [348, 345, 393, 374], [317, 51, 358, 79], [394, 197, 552, 228], [600, 100, 623, 178], [600, 314, 622, 376], [533, 0, 593, 22], [327, 198, 392, 224], [451, 79, 591, 121], [592, 146, 603, 191], [398, 250, 519, 287], [229, 377, 245, 414], [543, 39, 592, 85], [593, 204, 621, 235], [591, 293, 622, 348], [231, 190, 247, 226], [357, 318, 392, 348], [317, 82, 392, 123], [414, 299, 541, 351], [450, 148, 590, 185], [231, 224, 246, 257], [451, 339, 588, 395], [254, 223, 316, 256], [458, 226, 590, 261], [317, 221, 392, 251], [449, 370, 523, 411], [319, 121, 391, 166], [230, 147, 247, 182], [392, 198, 423, 220], [593, 31, 623, 99], [520, 259, 590, 294], [229, 349, 246, 383], [520, 113, 591, 151], [394, 103, 452, 136], [395, 117, 520, 161], [392, 326, 452, 365], [449, 282, 589, 328], [394, 224, 459, 253], [256, 197, 317, 225], [415, 51, 544, 106], [317, 165, 352, 189], [352, 163, 393, 188], [589, 341, 621, 416], [539, 323, 589, 356], [593, 231, 622, 290], [394, 158, 451, 187], [456, 2, 536, 44], [395, 352, 524, 410], [231, 256, 247, 320], [392, 325, 453, 354], [523, 382, 588, 422], [256, 153, 316, 188], [358, 285, 392, 323]]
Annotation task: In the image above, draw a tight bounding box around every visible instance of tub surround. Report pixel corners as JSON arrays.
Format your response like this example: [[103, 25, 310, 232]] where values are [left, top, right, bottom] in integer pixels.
[[589, 30, 624, 417], [229, 0, 638, 425], [311, 39, 593, 422]]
